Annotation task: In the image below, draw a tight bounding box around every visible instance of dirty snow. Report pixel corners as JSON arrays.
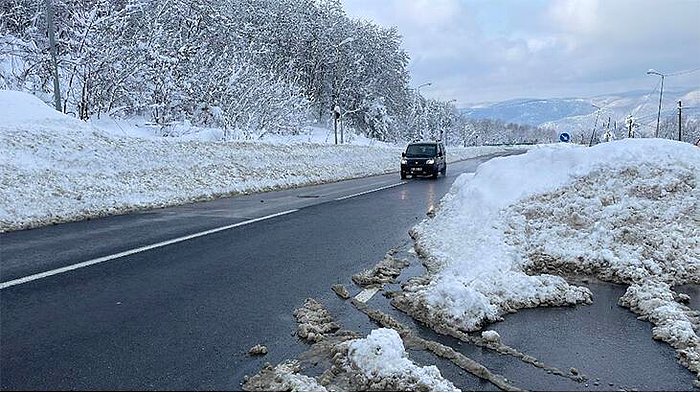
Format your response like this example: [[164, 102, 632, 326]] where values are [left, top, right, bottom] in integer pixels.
[[244, 361, 328, 392], [247, 298, 460, 392], [402, 138, 700, 381], [293, 298, 341, 343], [345, 328, 459, 392], [0, 90, 523, 232]]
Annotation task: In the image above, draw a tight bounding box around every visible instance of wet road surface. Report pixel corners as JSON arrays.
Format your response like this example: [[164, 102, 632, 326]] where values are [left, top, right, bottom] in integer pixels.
[[1, 154, 498, 390]]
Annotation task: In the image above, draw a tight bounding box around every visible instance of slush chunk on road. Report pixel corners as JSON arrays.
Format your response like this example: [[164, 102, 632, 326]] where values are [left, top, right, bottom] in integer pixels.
[[352, 253, 409, 287], [343, 328, 459, 392], [293, 298, 340, 343], [331, 284, 350, 299], [248, 344, 268, 356], [243, 361, 327, 392], [481, 330, 501, 343]]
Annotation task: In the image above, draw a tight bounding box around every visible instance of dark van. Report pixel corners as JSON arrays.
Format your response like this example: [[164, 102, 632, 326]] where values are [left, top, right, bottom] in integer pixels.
[[400, 141, 446, 179]]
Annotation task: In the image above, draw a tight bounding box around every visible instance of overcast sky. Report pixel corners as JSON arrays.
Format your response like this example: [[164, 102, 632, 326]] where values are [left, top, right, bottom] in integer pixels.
[[342, 0, 700, 105]]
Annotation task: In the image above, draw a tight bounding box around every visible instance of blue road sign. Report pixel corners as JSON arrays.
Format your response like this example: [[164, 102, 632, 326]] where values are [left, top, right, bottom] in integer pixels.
[[559, 132, 571, 143]]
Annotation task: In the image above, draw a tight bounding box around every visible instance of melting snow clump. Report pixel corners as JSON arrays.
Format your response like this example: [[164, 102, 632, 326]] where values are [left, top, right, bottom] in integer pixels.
[[343, 328, 459, 391], [481, 330, 501, 343], [248, 344, 268, 356], [243, 361, 327, 392], [293, 298, 340, 342]]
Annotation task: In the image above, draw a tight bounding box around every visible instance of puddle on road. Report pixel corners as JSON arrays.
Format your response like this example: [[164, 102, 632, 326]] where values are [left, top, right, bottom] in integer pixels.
[[485, 281, 697, 391]]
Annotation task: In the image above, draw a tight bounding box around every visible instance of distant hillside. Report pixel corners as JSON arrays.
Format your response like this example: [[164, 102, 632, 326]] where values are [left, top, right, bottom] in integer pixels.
[[461, 89, 700, 138], [461, 98, 595, 126]]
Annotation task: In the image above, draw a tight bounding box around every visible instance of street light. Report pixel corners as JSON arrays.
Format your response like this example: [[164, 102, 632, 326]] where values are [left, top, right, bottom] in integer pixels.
[[332, 37, 355, 144], [410, 83, 432, 140], [440, 99, 457, 141], [647, 69, 666, 138], [589, 104, 602, 146]]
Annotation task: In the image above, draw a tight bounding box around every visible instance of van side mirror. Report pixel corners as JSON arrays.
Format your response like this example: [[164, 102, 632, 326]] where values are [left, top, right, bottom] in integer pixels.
[[401, 152, 406, 157]]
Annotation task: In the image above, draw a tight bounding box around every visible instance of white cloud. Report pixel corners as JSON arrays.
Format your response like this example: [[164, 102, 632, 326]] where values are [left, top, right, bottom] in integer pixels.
[[547, 0, 600, 35], [343, 0, 700, 103]]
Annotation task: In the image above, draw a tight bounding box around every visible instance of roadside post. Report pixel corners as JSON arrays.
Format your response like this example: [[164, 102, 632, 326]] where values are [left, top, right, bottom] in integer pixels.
[[333, 105, 341, 145], [678, 101, 682, 141]]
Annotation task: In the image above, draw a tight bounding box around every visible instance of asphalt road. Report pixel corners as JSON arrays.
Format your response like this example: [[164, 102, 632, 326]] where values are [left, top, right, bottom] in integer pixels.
[[1, 151, 696, 391], [0, 154, 503, 390]]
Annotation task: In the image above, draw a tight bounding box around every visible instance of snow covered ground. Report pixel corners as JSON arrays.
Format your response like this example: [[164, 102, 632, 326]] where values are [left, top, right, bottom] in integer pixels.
[[0, 90, 522, 232], [399, 138, 700, 383]]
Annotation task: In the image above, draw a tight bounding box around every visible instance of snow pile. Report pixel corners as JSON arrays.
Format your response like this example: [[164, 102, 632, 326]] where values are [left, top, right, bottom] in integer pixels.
[[0, 90, 519, 232], [480, 330, 501, 343], [345, 328, 458, 392], [399, 138, 699, 379]]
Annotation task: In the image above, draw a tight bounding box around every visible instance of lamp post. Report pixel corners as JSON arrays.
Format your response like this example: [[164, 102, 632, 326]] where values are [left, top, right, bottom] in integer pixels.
[[647, 69, 666, 138], [332, 37, 355, 144], [47, 0, 62, 111], [410, 82, 432, 140], [440, 99, 457, 142], [588, 104, 602, 146]]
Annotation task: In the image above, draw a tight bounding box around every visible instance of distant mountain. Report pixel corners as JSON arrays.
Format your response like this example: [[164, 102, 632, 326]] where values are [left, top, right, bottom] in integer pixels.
[[461, 98, 596, 126], [461, 89, 700, 137]]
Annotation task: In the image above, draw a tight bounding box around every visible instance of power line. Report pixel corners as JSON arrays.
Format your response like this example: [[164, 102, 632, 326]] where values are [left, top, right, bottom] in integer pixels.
[[629, 67, 698, 124], [631, 78, 661, 118], [666, 67, 700, 77]]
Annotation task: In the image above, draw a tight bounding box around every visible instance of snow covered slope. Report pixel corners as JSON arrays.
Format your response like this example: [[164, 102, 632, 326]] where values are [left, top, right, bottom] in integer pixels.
[[0, 90, 518, 232]]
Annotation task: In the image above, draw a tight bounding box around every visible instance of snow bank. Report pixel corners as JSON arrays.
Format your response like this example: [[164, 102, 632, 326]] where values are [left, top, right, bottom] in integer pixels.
[[400, 138, 700, 380], [0, 90, 519, 232], [346, 328, 458, 391], [0, 90, 72, 125]]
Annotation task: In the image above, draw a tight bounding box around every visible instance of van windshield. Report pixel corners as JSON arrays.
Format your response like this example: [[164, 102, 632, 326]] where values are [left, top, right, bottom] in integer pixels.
[[405, 144, 437, 157]]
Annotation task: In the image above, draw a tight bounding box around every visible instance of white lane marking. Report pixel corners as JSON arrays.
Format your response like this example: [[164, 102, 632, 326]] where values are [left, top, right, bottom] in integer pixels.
[[0, 209, 299, 290], [354, 287, 380, 303], [335, 182, 407, 201]]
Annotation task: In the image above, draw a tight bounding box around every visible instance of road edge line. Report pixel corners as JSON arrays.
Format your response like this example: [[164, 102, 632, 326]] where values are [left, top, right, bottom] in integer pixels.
[[334, 182, 407, 201], [0, 209, 299, 290]]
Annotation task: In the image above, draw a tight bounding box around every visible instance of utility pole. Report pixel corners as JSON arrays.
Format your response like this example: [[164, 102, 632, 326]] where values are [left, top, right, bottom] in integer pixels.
[[47, 0, 62, 111], [340, 113, 344, 144], [626, 115, 634, 138], [589, 108, 601, 147], [333, 105, 340, 145], [678, 100, 682, 142], [647, 69, 666, 138], [656, 74, 664, 137], [603, 116, 612, 142]]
